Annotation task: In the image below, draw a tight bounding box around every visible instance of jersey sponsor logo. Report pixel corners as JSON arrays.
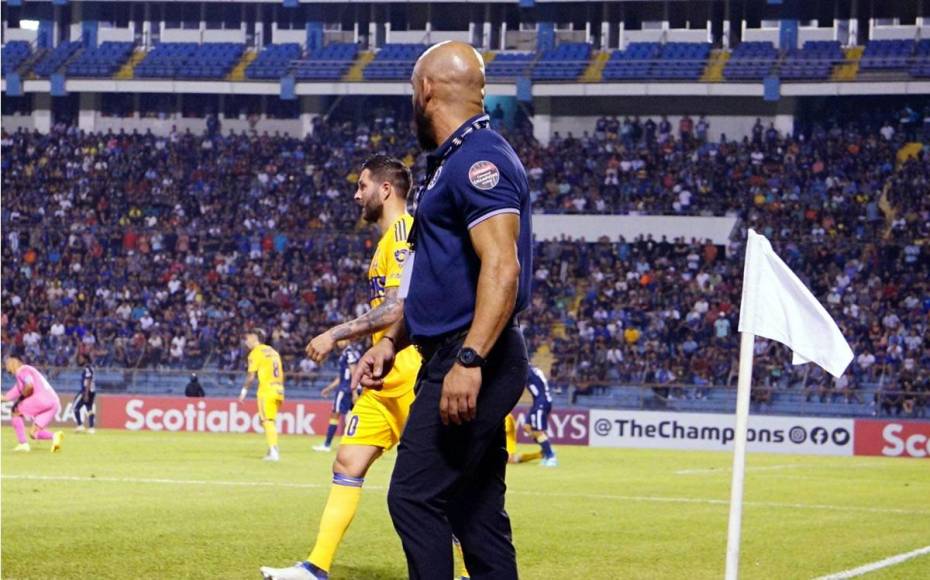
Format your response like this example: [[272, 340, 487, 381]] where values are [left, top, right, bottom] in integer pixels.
[[468, 160, 501, 190], [394, 248, 409, 264], [427, 165, 443, 190]]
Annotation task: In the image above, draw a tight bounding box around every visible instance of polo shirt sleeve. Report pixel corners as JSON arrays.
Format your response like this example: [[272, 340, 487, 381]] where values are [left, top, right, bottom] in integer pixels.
[[450, 153, 522, 230]]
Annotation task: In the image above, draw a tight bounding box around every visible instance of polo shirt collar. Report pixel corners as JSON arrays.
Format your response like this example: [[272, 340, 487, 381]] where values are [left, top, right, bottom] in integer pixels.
[[427, 113, 491, 169]]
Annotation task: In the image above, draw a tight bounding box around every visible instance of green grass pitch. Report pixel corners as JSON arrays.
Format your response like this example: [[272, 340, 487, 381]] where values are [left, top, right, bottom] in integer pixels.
[[2, 427, 929, 579]]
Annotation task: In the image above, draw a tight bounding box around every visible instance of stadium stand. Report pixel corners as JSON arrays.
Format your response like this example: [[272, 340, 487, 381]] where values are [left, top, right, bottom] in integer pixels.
[[134, 43, 244, 79], [66, 41, 135, 78], [245, 43, 301, 80], [1, 41, 32, 76], [2, 107, 927, 420], [293, 43, 358, 81], [780, 41, 844, 80], [485, 52, 535, 80], [603, 42, 710, 81], [362, 43, 426, 80], [32, 40, 82, 77], [859, 39, 915, 71], [602, 42, 660, 80], [909, 39, 930, 78], [532, 42, 592, 81], [722, 41, 778, 80]]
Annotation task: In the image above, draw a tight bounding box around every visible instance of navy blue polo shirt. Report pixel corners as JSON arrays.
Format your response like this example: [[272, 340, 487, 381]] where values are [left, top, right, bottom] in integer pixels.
[[405, 114, 532, 341]]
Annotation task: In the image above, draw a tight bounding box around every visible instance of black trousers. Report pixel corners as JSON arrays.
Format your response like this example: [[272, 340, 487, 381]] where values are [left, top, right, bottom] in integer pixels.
[[388, 325, 528, 580]]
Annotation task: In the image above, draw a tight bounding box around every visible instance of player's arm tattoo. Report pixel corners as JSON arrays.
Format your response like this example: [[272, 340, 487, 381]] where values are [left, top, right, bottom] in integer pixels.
[[329, 287, 404, 341]]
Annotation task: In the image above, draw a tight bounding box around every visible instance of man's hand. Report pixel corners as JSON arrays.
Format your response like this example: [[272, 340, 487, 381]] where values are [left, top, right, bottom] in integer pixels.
[[351, 339, 396, 391], [440, 364, 482, 426], [306, 331, 336, 363], [238, 388, 247, 403]]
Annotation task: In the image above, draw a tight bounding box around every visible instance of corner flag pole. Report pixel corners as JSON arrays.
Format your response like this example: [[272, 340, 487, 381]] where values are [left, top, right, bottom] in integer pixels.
[[724, 330, 756, 580]]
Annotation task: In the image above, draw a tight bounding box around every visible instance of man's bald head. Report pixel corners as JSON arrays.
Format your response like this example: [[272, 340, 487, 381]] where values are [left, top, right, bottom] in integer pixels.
[[411, 41, 487, 150]]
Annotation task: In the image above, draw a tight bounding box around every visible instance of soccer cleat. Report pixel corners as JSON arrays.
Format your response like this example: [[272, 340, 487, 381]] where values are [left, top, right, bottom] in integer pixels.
[[260, 561, 328, 580], [13, 443, 31, 453], [74, 425, 85, 433], [263, 447, 280, 462], [51, 431, 64, 453], [88, 428, 96, 434], [312, 444, 332, 453], [541, 456, 559, 468]]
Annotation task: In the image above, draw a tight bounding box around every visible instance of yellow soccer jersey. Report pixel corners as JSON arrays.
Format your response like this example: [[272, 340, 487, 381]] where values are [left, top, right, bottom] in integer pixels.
[[368, 213, 419, 398], [248, 344, 285, 398]]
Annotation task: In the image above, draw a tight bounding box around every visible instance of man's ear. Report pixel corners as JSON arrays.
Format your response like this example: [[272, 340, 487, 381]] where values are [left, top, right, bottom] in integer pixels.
[[381, 181, 393, 201]]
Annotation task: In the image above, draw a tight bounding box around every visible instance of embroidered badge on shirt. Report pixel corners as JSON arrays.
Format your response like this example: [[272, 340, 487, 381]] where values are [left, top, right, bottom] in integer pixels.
[[468, 160, 500, 190]]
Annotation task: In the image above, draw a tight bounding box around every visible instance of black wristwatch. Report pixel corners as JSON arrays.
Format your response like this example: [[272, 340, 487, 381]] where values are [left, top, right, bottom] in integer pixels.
[[456, 347, 487, 368]]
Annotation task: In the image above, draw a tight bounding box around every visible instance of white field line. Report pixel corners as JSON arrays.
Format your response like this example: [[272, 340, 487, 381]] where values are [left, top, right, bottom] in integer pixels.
[[4, 474, 928, 516], [676, 463, 891, 476], [813, 545, 930, 579], [676, 464, 805, 475]]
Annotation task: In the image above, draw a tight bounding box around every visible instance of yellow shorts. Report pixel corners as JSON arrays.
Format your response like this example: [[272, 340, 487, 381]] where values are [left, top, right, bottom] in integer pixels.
[[257, 392, 284, 421], [505, 414, 517, 456], [342, 388, 414, 450]]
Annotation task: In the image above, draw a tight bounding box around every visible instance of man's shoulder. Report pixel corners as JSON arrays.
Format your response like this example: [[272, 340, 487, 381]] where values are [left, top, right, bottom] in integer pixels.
[[452, 130, 523, 175]]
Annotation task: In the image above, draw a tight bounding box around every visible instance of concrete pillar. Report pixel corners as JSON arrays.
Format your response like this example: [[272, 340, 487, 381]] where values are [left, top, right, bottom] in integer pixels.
[[483, 21, 492, 50], [601, 21, 610, 50], [500, 21, 506, 50], [142, 3, 152, 48], [722, 20, 731, 49], [385, 22, 391, 44], [532, 113, 552, 146], [78, 93, 99, 133], [255, 5, 263, 46], [34, 94, 52, 133], [773, 113, 794, 137]]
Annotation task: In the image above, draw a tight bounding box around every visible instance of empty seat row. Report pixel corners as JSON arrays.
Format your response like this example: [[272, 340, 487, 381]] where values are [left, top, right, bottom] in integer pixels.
[[66, 41, 134, 77], [1, 41, 32, 76]]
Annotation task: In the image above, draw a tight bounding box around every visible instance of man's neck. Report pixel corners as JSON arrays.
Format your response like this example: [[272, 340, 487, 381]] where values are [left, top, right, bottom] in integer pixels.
[[377, 204, 405, 235], [431, 106, 484, 151]]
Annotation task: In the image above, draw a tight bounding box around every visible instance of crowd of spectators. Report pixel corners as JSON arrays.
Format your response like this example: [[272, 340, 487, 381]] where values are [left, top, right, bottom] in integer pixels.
[[1, 106, 928, 415]]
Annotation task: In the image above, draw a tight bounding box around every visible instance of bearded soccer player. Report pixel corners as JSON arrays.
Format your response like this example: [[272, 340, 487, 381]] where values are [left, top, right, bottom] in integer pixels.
[[240, 329, 285, 461], [261, 155, 419, 580]]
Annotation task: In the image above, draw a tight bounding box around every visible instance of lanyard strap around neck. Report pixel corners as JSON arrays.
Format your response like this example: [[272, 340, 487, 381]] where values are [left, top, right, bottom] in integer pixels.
[[408, 115, 491, 251]]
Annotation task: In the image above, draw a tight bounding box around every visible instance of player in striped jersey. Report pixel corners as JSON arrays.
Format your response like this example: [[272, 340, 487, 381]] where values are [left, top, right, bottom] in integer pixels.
[[314, 342, 361, 452], [73, 356, 96, 434]]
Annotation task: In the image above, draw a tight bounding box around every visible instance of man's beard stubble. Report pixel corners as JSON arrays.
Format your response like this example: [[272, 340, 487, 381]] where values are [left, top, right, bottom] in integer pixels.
[[414, 101, 438, 151]]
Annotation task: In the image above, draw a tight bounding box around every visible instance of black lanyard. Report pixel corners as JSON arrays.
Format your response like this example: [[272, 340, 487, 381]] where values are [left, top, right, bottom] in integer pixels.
[[408, 115, 491, 251]]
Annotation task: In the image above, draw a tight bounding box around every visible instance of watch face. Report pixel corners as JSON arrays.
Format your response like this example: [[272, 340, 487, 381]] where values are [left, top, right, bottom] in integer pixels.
[[460, 349, 476, 365]]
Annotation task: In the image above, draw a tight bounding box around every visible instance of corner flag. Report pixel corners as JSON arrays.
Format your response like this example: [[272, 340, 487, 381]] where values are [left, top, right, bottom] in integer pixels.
[[724, 229, 853, 580]]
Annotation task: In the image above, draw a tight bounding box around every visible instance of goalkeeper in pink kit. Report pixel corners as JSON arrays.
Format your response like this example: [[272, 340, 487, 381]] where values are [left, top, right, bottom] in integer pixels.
[[4, 357, 64, 453]]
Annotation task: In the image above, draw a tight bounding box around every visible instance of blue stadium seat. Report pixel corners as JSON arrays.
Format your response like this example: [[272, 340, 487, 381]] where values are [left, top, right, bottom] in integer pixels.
[[66, 42, 134, 78], [245, 43, 301, 80], [363, 44, 426, 80], [135, 42, 244, 79], [293, 43, 359, 81], [531, 43, 592, 81], [33, 41, 82, 77], [780, 41, 843, 80], [859, 39, 915, 71], [909, 39, 930, 78], [723, 41, 778, 80], [603, 42, 710, 81], [485, 52, 535, 80], [1, 41, 32, 77]]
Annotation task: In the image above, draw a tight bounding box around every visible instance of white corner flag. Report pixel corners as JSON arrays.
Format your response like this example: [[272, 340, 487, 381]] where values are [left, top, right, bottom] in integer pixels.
[[738, 228, 853, 377], [724, 229, 853, 580]]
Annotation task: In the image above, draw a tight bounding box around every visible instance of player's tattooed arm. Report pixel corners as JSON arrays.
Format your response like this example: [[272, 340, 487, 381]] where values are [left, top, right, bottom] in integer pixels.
[[307, 288, 405, 363], [329, 287, 404, 341]]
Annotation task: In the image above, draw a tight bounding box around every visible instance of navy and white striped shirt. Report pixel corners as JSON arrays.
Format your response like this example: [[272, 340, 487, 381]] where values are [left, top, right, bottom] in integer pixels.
[[527, 366, 551, 406]]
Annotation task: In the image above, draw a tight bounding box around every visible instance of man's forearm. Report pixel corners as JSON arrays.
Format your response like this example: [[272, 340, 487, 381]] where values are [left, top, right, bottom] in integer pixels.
[[382, 317, 411, 351], [329, 292, 404, 341], [463, 254, 519, 357]]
